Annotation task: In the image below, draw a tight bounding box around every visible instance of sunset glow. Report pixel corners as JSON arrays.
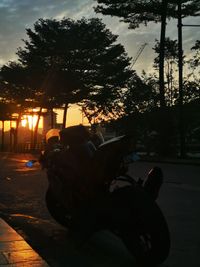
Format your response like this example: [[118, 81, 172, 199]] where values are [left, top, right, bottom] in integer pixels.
[[0, 106, 89, 133], [55, 105, 89, 126], [21, 115, 43, 130]]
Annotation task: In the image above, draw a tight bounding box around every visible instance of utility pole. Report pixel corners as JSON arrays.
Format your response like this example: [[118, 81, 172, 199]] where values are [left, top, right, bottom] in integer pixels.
[[177, 0, 186, 158], [177, 1, 200, 158]]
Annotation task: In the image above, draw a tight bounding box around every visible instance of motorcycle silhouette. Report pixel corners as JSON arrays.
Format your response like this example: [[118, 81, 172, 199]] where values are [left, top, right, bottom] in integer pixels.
[[40, 125, 170, 266]]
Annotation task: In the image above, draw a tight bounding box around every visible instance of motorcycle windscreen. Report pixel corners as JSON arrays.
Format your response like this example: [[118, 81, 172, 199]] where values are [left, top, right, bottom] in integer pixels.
[[99, 135, 135, 156], [91, 135, 135, 184]]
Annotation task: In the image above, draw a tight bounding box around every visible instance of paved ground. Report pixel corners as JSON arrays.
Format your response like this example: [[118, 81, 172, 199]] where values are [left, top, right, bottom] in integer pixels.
[[0, 218, 49, 266], [129, 161, 200, 267], [0, 153, 199, 267]]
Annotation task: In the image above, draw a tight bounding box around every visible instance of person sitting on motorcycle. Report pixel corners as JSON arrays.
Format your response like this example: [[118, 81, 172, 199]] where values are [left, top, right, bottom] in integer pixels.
[[47, 125, 97, 210], [39, 129, 61, 169], [59, 124, 97, 158]]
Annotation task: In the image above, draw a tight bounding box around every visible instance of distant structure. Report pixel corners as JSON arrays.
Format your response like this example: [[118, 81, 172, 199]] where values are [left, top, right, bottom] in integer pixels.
[[130, 42, 148, 68], [43, 111, 61, 135]]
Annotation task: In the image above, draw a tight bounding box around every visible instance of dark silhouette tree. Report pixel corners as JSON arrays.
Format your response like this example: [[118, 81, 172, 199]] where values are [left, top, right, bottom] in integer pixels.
[[186, 40, 200, 102], [183, 80, 200, 103], [17, 18, 132, 122], [14, 18, 131, 121], [1, 17, 132, 145], [184, 40, 200, 102], [95, 0, 200, 156], [0, 62, 37, 149], [190, 40, 200, 69], [95, 0, 168, 107], [95, 0, 200, 107], [122, 72, 157, 115], [0, 101, 16, 151], [153, 38, 179, 106]]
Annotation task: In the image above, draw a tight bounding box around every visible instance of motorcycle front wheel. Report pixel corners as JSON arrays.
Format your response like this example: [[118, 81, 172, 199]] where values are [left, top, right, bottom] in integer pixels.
[[45, 188, 72, 228]]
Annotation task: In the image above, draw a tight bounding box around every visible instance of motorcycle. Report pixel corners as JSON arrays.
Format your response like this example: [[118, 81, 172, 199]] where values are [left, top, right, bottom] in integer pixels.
[[40, 125, 170, 267]]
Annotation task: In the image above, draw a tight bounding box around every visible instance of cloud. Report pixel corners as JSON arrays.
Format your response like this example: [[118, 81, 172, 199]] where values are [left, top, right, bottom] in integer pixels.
[[0, 0, 92, 65], [0, 0, 199, 76]]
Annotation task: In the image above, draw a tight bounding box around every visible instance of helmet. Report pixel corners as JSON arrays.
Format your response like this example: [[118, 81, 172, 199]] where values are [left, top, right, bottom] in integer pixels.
[[46, 129, 60, 143], [59, 125, 90, 146]]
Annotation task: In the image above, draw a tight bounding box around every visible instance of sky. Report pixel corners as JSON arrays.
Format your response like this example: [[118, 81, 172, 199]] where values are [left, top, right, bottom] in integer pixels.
[[0, 0, 199, 126], [0, 0, 199, 73]]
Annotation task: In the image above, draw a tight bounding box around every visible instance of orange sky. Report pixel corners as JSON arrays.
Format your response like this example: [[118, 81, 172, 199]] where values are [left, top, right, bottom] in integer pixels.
[[55, 105, 89, 127], [1, 104, 89, 132]]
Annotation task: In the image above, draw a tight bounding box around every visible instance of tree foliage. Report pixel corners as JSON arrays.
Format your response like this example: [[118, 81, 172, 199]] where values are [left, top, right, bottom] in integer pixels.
[[95, 0, 200, 156], [122, 72, 158, 115], [1, 17, 133, 123], [153, 38, 179, 67], [17, 18, 132, 111], [95, 0, 200, 29], [190, 40, 200, 69], [153, 38, 179, 106], [95, 0, 200, 108], [0, 62, 36, 106], [183, 80, 200, 103]]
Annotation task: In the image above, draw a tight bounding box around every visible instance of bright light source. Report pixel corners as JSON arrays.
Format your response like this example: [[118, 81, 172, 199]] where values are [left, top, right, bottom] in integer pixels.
[[21, 115, 43, 130]]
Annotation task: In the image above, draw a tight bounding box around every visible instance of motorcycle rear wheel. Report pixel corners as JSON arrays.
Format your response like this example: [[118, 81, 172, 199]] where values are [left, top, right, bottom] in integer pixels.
[[112, 186, 170, 266]]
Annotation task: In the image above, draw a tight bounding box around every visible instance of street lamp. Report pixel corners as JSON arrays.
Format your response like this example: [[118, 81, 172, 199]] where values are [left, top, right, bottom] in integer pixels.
[[177, 0, 200, 158], [177, 0, 185, 158]]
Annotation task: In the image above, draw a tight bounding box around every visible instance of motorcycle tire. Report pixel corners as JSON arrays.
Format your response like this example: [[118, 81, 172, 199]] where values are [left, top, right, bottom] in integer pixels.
[[45, 188, 72, 228], [112, 186, 170, 267]]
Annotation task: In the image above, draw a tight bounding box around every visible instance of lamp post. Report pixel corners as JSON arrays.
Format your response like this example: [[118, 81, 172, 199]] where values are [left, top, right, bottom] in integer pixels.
[[177, 0, 185, 158], [177, 0, 200, 158]]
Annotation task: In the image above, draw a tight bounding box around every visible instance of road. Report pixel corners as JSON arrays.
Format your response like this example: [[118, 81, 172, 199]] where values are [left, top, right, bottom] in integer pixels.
[[0, 153, 199, 267], [129, 161, 200, 267]]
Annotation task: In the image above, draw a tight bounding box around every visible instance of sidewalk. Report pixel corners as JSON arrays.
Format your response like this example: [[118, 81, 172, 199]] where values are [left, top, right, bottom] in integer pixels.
[[139, 155, 200, 166], [0, 218, 49, 267]]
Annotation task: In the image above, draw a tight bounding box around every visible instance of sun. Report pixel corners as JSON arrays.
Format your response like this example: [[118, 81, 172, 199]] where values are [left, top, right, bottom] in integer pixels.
[[21, 115, 43, 130]]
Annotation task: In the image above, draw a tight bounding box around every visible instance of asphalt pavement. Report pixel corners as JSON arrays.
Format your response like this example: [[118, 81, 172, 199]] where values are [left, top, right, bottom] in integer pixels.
[[129, 161, 200, 267], [0, 152, 200, 267]]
